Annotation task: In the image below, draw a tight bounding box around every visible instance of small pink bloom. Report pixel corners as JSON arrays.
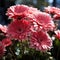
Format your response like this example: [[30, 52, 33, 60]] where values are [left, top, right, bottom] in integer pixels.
[[45, 6, 60, 14], [53, 13, 60, 20], [2, 38, 12, 47], [0, 24, 7, 33], [45, 6, 60, 20], [55, 30, 60, 40], [7, 19, 31, 40], [30, 31, 52, 52], [34, 12, 55, 31]]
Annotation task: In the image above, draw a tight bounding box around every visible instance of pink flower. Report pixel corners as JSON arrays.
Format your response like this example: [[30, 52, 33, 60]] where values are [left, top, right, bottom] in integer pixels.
[[2, 38, 12, 47], [34, 12, 55, 31], [45, 6, 60, 14], [55, 30, 60, 40], [7, 19, 31, 40], [6, 5, 29, 20], [30, 31, 52, 52], [53, 13, 60, 20], [6, 4, 40, 21], [45, 6, 60, 20], [0, 41, 4, 58], [6, 5, 55, 32], [0, 24, 7, 33]]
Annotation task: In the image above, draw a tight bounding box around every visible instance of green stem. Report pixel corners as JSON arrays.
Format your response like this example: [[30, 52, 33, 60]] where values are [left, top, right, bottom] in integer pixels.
[[20, 41, 24, 56], [57, 47, 60, 60], [9, 47, 16, 60]]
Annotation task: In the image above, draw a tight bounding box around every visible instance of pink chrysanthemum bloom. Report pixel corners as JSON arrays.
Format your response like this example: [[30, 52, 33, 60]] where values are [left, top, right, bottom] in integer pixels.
[[45, 6, 60, 14], [0, 41, 4, 58], [55, 30, 60, 40], [30, 31, 52, 52], [6, 5, 29, 20], [45, 6, 60, 20], [2, 38, 12, 47], [33, 12, 55, 31], [7, 19, 31, 40], [0, 24, 7, 33], [53, 13, 60, 20]]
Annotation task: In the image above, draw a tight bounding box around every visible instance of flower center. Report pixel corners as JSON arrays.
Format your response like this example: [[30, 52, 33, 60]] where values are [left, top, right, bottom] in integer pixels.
[[16, 28, 24, 34], [17, 16, 23, 20]]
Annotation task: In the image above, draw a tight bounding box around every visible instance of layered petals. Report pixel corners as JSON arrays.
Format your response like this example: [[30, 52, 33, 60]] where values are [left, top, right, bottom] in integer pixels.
[[55, 30, 60, 40], [2, 38, 12, 47], [0, 24, 7, 33], [6, 5, 29, 20], [45, 6, 60, 14], [34, 12, 55, 31], [30, 31, 52, 52], [7, 19, 31, 40]]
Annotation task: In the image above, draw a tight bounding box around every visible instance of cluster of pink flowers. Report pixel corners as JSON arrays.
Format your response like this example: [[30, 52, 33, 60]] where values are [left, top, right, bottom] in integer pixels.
[[1, 5, 60, 58], [0, 25, 12, 58], [6, 5, 54, 52]]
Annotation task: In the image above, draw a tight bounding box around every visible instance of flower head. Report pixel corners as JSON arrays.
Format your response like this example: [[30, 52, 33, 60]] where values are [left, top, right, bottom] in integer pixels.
[[45, 6, 60, 14], [7, 19, 31, 40], [34, 12, 55, 31], [2, 38, 12, 47], [53, 13, 60, 20], [55, 30, 60, 40], [6, 5, 29, 20], [30, 31, 52, 52], [0, 24, 7, 33]]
